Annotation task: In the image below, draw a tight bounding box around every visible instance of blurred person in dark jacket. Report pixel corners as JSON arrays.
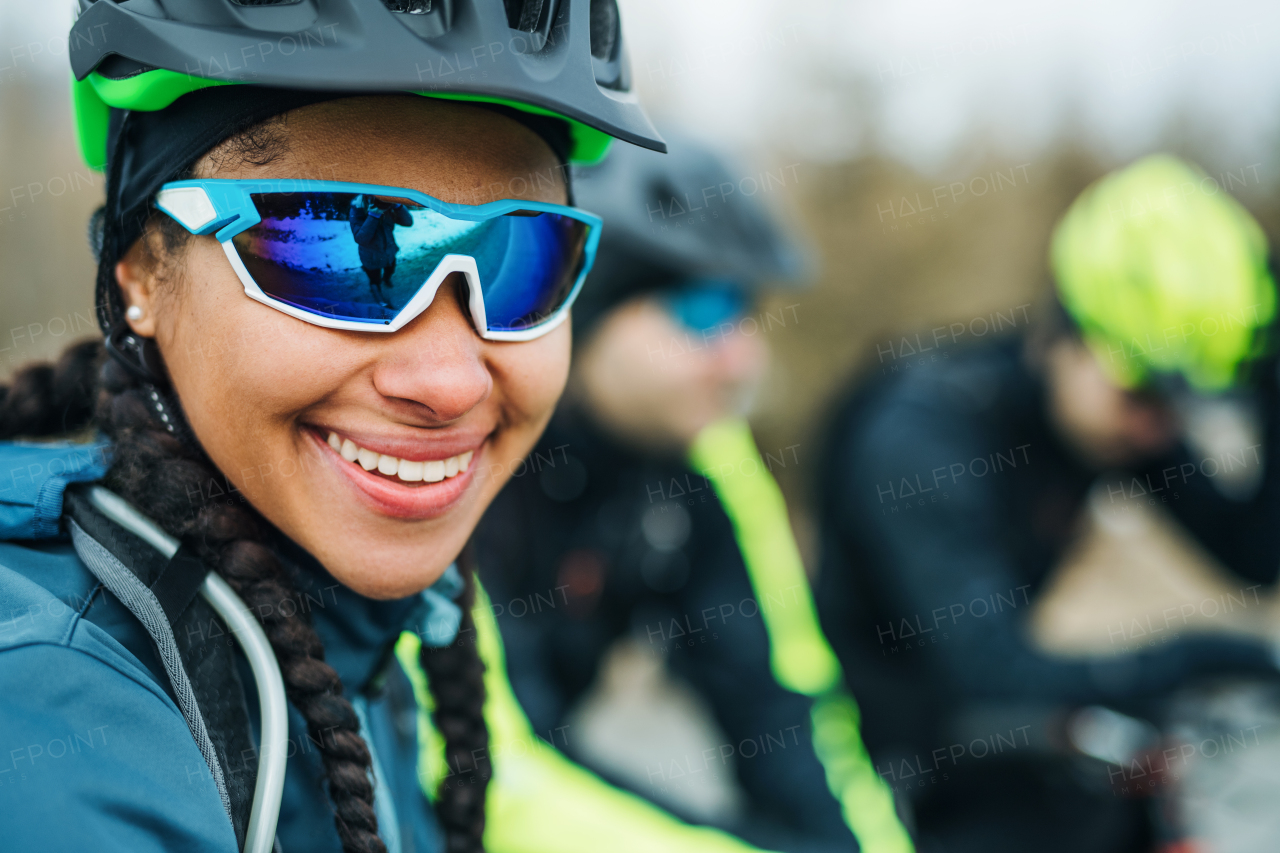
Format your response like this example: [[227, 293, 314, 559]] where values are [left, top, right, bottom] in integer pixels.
[[476, 138, 910, 853], [349, 194, 413, 308], [817, 155, 1280, 853]]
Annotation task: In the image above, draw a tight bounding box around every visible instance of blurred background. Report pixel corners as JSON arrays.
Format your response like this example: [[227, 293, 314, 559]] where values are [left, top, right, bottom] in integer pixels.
[[11, 0, 1280, 493], [6, 1, 1280, 849]]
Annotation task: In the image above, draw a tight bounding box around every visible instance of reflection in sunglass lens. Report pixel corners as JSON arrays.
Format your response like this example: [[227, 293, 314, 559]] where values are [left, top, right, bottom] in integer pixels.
[[228, 192, 590, 330]]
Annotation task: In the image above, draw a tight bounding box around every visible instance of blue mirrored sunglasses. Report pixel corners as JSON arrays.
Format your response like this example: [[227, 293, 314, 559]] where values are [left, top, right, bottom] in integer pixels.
[[155, 179, 601, 341], [661, 279, 749, 333]]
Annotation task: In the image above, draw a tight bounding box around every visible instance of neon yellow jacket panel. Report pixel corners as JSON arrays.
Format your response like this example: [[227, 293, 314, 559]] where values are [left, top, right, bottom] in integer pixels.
[[396, 587, 780, 853]]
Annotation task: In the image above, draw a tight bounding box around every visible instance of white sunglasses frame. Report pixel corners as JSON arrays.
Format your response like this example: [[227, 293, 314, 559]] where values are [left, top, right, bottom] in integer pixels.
[[155, 180, 601, 342]]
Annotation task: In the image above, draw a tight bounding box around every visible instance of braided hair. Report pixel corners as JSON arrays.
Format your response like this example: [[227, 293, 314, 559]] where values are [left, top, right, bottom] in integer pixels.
[[3, 126, 492, 853]]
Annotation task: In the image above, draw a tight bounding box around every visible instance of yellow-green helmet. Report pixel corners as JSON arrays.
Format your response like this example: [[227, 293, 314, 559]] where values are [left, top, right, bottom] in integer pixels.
[[1051, 154, 1276, 392]]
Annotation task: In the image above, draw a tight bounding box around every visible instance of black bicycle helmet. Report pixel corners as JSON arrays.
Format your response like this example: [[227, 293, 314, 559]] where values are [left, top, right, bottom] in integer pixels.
[[569, 133, 805, 332], [69, 0, 664, 170], [70, 0, 666, 342]]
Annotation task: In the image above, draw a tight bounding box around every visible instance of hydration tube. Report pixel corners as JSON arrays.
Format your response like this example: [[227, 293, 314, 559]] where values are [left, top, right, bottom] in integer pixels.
[[87, 486, 289, 853]]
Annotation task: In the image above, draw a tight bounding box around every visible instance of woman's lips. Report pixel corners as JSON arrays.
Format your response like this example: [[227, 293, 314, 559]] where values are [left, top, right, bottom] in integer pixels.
[[308, 428, 482, 520]]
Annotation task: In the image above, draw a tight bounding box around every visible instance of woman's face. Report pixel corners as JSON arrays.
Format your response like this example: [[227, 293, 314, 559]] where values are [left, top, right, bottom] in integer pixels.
[[117, 97, 571, 599]]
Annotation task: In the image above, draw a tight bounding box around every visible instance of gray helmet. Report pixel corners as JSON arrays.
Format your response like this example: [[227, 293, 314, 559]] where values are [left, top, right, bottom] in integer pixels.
[[69, 0, 663, 168], [569, 134, 804, 332]]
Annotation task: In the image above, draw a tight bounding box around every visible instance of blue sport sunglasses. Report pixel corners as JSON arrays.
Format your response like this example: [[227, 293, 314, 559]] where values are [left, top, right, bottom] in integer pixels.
[[661, 279, 748, 333], [155, 179, 602, 342]]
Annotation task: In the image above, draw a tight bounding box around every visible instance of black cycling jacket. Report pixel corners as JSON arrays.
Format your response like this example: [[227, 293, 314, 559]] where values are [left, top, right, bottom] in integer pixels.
[[476, 406, 858, 853], [816, 336, 1280, 765]]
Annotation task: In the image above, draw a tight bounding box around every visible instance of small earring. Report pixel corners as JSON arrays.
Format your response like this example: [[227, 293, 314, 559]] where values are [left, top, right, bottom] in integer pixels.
[[125, 305, 144, 322]]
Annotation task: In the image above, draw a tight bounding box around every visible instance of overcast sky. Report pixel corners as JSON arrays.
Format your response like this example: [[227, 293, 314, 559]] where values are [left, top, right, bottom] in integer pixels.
[[7, 1, 1279, 176], [620, 0, 1280, 175]]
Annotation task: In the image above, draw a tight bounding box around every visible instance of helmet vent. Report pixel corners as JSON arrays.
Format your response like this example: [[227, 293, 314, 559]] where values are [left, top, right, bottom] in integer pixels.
[[503, 0, 545, 32], [383, 0, 433, 12], [589, 0, 618, 60]]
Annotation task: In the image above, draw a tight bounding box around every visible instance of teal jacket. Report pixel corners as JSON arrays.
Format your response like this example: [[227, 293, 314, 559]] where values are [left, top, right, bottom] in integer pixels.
[[0, 439, 449, 852], [0, 439, 792, 853]]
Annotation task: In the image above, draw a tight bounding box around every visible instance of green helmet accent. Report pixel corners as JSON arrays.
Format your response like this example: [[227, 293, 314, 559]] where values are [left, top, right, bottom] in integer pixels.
[[73, 71, 615, 171], [1051, 154, 1277, 392]]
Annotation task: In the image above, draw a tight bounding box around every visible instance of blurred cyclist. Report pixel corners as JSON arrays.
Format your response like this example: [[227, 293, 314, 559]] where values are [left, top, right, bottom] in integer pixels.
[[816, 155, 1280, 853], [476, 138, 908, 853], [349, 194, 413, 308]]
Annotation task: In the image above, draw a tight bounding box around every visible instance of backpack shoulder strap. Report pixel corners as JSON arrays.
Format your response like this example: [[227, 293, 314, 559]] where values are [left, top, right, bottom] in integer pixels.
[[62, 487, 256, 849]]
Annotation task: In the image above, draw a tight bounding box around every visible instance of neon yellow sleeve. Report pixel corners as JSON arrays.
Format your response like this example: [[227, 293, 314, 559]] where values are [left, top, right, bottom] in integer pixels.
[[689, 418, 915, 853], [395, 584, 779, 853]]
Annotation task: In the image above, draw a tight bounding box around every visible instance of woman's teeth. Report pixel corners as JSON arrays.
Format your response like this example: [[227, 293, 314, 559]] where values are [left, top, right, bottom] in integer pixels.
[[327, 431, 473, 484]]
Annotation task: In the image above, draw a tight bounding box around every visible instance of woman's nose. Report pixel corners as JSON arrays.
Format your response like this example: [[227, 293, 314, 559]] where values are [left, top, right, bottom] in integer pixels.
[[370, 275, 492, 422]]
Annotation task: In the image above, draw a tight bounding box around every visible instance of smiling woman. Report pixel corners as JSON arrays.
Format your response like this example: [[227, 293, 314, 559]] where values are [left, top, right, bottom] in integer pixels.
[[0, 2, 664, 853], [119, 96, 583, 596]]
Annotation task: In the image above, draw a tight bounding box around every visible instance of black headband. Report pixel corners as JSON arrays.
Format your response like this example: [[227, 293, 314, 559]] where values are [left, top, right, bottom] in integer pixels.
[[94, 86, 572, 333]]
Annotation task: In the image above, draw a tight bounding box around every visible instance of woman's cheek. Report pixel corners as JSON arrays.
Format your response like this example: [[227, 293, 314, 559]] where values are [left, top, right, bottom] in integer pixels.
[[498, 324, 572, 424], [162, 258, 321, 500], [484, 326, 571, 480]]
